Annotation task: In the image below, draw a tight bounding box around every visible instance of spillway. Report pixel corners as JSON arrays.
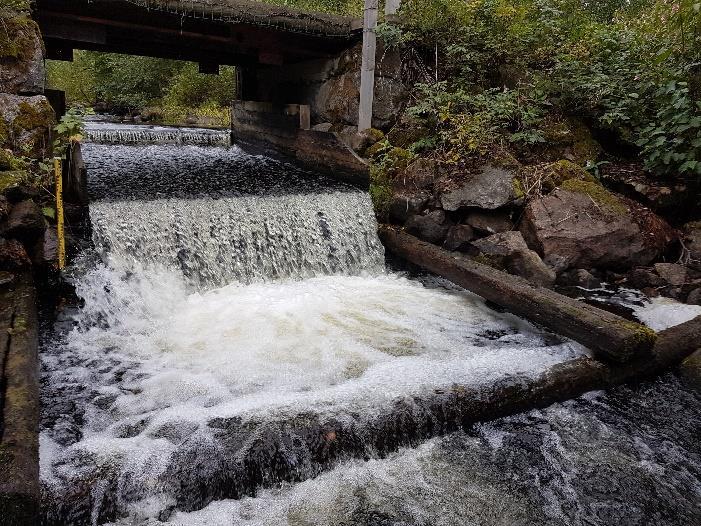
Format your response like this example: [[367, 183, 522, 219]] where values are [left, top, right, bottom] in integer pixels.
[[39, 124, 701, 526]]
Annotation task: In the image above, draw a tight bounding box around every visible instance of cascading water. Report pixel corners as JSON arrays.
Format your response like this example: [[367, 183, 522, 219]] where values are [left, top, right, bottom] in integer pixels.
[[40, 124, 701, 526]]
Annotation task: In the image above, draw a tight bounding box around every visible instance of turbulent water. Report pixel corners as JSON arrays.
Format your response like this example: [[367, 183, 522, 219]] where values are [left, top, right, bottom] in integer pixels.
[[39, 124, 701, 525]]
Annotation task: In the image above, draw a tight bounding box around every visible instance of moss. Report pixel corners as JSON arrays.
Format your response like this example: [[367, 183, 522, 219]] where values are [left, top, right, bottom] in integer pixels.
[[0, 14, 37, 62], [543, 159, 597, 192], [367, 128, 385, 143], [365, 141, 387, 159], [0, 117, 8, 145], [560, 179, 629, 216], [512, 176, 525, 199], [384, 147, 413, 174], [617, 320, 657, 354], [13, 100, 54, 131]]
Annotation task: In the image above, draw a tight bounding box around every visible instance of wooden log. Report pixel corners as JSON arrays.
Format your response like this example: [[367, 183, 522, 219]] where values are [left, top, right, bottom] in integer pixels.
[[379, 225, 656, 363]]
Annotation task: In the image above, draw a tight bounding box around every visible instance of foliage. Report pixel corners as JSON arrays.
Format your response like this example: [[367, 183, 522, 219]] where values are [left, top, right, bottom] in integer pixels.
[[52, 107, 92, 158], [395, 0, 701, 179], [47, 51, 237, 125], [260, 0, 362, 15]]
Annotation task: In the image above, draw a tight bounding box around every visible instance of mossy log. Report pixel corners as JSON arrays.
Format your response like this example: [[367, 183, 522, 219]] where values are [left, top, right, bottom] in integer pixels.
[[379, 225, 656, 363]]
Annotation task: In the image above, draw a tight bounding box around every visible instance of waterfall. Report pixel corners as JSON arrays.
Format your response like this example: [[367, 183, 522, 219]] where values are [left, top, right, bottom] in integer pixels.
[[85, 122, 231, 146], [40, 124, 587, 526]]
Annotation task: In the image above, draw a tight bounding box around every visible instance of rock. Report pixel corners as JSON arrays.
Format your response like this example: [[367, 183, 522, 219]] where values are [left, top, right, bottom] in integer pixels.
[[339, 127, 384, 154], [439, 165, 518, 211], [312, 122, 333, 132], [682, 221, 701, 271], [653, 263, 688, 287], [0, 15, 45, 94], [686, 288, 701, 305], [600, 162, 696, 214], [0, 94, 54, 158], [3, 199, 45, 242], [556, 269, 602, 289], [625, 267, 666, 289], [0, 237, 31, 269], [33, 225, 58, 265], [306, 43, 407, 129], [443, 225, 476, 252], [472, 231, 556, 287], [465, 210, 514, 235], [3, 180, 40, 203], [405, 210, 452, 245], [388, 192, 429, 223], [679, 349, 701, 392], [520, 184, 671, 273]]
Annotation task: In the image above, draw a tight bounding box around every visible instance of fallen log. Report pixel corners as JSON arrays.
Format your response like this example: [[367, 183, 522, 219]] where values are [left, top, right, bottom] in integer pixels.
[[379, 225, 656, 363]]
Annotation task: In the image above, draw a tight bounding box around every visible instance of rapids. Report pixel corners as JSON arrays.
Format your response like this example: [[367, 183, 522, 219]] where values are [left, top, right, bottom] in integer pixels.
[[39, 123, 701, 525]]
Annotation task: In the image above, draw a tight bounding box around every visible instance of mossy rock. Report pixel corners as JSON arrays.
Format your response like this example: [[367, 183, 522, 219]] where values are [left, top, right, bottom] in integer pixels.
[[0, 14, 37, 62], [0, 95, 54, 158], [0, 148, 25, 170], [543, 160, 598, 192], [561, 179, 628, 216], [539, 117, 602, 165], [387, 116, 429, 149]]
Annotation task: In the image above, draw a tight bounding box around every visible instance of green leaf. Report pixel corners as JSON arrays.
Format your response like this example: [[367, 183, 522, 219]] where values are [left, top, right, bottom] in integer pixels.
[[42, 207, 56, 220]]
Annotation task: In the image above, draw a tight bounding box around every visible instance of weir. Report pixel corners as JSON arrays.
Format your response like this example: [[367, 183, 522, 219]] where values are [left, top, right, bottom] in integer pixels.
[[35, 125, 701, 525]]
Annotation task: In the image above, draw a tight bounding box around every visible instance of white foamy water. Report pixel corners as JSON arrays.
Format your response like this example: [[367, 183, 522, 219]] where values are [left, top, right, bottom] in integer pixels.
[[632, 296, 701, 331], [85, 122, 230, 146]]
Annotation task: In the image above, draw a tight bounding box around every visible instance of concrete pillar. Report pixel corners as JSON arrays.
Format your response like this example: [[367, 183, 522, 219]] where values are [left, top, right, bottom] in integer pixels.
[[358, 0, 379, 132], [385, 0, 401, 15]]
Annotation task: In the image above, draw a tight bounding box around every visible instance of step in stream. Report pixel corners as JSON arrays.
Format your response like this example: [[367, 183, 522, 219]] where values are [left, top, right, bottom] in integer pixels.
[[39, 124, 701, 526]]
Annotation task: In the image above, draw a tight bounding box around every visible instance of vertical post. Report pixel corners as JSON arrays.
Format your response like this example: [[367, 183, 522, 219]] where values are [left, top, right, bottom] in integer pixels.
[[358, 0, 379, 132], [54, 158, 66, 270]]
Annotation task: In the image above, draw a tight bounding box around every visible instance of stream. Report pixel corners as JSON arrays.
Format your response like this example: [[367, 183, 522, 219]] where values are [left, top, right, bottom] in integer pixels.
[[39, 123, 701, 525]]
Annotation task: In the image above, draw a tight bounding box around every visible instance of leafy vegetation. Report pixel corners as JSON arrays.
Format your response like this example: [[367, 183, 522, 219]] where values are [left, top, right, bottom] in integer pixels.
[[47, 51, 237, 126], [390, 0, 701, 178]]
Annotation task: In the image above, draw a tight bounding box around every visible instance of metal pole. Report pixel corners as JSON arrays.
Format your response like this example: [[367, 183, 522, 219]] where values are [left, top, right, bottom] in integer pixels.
[[358, 0, 378, 132], [54, 158, 66, 270]]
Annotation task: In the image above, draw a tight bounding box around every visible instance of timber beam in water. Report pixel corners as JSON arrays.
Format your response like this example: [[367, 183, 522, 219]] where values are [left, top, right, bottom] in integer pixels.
[[378, 225, 660, 364]]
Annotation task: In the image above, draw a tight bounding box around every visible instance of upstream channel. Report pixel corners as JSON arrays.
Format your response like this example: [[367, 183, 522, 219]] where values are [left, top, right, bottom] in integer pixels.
[[39, 123, 701, 525]]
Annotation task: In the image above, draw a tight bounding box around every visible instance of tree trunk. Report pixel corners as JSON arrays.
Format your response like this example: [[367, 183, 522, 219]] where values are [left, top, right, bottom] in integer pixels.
[[379, 225, 657, 363]]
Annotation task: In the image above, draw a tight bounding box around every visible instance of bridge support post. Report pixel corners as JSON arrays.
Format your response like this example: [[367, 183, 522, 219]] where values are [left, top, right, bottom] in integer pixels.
[[358, 0, 379, 132]]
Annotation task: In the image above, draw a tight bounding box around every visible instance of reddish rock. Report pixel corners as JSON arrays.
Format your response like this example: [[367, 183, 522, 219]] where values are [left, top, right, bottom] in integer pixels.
[[520, 188, 672, 272], [653, 263, 688, 287]]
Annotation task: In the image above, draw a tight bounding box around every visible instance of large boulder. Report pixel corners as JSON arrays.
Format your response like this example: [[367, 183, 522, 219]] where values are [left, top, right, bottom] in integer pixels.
[[520, 181, 674, 273], [405, 210, 452, 245], [0, 94, 54, 158], [0, 15, 44, 94], [439, 165, 519, 211], [472, 231, 556, 287]]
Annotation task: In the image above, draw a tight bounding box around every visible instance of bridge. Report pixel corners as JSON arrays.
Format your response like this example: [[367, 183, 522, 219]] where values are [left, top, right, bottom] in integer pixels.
[[35, 0, 360, 69]]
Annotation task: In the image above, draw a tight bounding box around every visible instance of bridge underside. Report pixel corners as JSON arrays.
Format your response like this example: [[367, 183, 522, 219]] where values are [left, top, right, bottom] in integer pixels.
[[35, 0, 358, 67]]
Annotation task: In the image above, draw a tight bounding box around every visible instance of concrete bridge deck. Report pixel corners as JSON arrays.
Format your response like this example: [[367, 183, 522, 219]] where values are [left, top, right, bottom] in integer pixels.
[[36, 0, 360, 67]]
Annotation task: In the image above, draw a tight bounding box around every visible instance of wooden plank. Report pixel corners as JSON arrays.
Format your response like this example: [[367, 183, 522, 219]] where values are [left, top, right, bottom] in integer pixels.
[[379, 225, 657, 363]]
